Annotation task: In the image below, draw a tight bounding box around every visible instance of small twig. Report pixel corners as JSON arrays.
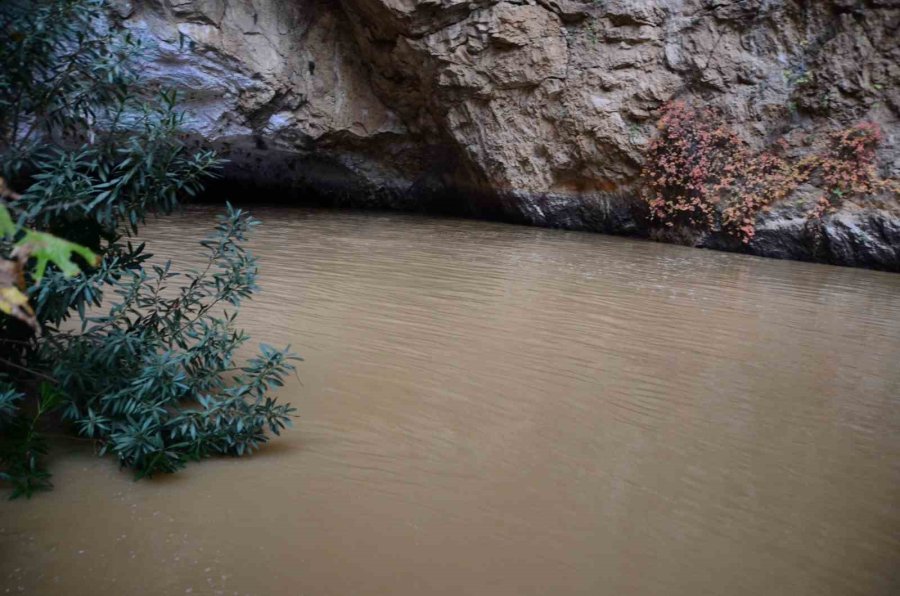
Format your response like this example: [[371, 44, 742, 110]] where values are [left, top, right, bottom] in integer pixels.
[[0, 337, 36, 346], [0, 177, 23, 200], [0, 357, 56, 383]]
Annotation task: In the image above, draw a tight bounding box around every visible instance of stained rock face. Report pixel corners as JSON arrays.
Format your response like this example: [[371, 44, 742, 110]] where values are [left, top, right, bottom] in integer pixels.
[[121, 0, 900, 270]]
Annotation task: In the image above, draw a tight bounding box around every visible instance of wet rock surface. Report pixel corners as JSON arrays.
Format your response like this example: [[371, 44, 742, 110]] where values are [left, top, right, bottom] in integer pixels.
[[122, 0, 900, 270]]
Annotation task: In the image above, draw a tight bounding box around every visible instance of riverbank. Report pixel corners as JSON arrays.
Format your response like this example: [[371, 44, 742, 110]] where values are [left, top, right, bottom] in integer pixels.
[[117, 0, 900, 272], [202, 171, 900, 272]]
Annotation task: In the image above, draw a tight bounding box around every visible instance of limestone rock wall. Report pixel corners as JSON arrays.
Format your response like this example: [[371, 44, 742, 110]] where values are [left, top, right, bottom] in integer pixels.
[[120, 0, 900, 269]]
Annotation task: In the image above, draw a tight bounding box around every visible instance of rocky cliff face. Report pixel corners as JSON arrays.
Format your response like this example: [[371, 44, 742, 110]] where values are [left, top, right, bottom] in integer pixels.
[[116, 0, 900, 270]]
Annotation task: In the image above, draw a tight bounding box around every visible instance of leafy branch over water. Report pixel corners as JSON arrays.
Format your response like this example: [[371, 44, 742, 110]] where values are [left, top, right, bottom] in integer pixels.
[[0, 0, 297, 497]]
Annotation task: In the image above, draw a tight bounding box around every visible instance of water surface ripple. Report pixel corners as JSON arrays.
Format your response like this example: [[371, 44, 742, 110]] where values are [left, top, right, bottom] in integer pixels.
[[3, 207, 900, 595]]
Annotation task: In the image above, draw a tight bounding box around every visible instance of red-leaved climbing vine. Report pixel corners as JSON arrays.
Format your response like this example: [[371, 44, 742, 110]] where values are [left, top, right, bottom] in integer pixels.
[[642, 101, 897, 243]]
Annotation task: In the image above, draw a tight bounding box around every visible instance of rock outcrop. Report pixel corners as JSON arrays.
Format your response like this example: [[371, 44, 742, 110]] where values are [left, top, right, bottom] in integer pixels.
[[118, 0, 900, 270]]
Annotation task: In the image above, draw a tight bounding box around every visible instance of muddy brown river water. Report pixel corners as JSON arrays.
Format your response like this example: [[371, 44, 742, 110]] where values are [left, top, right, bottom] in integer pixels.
[[2, 206, 900, 595]]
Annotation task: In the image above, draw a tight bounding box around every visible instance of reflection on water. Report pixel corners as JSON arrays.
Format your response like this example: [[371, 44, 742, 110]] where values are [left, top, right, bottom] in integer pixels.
[[3, 206, 900, 595]]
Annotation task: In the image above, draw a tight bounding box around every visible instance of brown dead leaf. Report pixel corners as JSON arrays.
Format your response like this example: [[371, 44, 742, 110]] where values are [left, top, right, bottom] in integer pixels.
[[0, 249, 36, 330]]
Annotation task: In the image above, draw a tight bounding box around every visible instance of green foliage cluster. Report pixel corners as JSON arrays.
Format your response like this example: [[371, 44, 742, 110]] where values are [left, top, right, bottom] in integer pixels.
[[0, 0, 297, 498]]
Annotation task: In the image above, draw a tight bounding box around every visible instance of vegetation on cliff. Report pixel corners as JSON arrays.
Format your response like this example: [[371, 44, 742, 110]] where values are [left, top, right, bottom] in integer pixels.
[[0, 0, 296, 498], [642, 101, 900, 245]]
